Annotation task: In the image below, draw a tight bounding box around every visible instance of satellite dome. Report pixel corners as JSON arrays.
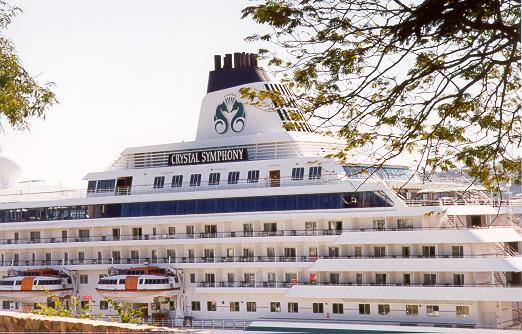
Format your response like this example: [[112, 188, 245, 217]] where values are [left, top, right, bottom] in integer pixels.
[[0, 150, 21, 189]]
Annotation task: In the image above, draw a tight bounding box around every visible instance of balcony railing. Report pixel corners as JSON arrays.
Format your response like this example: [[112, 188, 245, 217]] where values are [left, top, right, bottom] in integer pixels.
[[2, 253, 519, 267], [196, 281, 516, 288], [0, 225, 513, 247], [0, 175, 341, 203]]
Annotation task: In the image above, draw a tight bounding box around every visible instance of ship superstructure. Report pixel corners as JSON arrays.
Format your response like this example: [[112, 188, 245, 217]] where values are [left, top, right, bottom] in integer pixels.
[[0, 52, 520, 330]]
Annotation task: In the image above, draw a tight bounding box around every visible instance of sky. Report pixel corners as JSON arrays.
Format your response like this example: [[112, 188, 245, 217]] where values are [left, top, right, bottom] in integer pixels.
[[2, 0, 268, 188]]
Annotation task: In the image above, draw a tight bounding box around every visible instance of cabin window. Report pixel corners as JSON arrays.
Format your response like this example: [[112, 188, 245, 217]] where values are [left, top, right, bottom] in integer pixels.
[[79, 229, 90, 241], [79, 275, 88, 284], [423, 273, 437, 285], [427, 305, 440, 317], [422, 246, 436, 258], [99, 301, 109, 310], [452, 246, 464, 257], [2, 301, 10, 309], [168, 227, 176, 235], [167, 249, 176, 261], [270, 302, 281, 312], [247, 170, 259, 183], [401, 247, 410, 258], [313, 303, 324, 313], [229, 302, 240, 312], [374, 247, 386, 258], [308, 166, 322, 180], [228, 171, 240, 184], [397, 219, 413, 230], [208, 173, 220, 186], [207, 301, 217, 311], [288, 302, 298, 313], [453, 274, 464, 286], [378, 304, 390, 315], [456, 305, 470, 317], [171, 175, 183, 188], [291, 167, 304, 181], [247, 302, 256, 312], [153, 176, 165, 189], [406, 304, 419, 316], [189, 174, 201, 187], [333, 303, 344, 314], [359, 304, 370, 315]]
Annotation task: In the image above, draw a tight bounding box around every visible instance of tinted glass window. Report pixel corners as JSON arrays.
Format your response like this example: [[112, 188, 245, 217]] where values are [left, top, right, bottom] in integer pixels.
[[190, 174, 201, 187], [171, 175, 183, 187], [208, 173, 220, 186], [228, 171, 240, 184], [153, 176, 165, 189], [247, 170, 259, 183]]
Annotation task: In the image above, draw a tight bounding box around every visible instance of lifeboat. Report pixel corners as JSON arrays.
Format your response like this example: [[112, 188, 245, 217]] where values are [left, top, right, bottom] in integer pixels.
[[95, 266, 181, 304], [0, 269, 73, 304]]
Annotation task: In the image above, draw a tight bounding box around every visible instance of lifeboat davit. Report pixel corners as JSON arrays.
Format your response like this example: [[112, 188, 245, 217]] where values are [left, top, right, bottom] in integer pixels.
[[0, 269, 73, 303], [96, 266, 181, 304]]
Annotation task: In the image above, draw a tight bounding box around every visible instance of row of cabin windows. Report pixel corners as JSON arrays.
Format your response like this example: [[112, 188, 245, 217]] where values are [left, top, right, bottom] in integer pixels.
[[151, 167, 322, 189], [190, 300, 470, 317], [0, 279, 62, 286], [98, 278, 169, 285]]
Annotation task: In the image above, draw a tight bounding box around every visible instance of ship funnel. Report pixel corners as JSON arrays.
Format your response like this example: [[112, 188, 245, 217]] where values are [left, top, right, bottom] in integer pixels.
[[206, 51, 268, 93]]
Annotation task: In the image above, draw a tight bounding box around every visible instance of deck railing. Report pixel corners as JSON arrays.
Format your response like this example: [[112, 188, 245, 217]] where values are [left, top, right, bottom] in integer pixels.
[[0, 225, 514, 246], [196, 281, 518, 288], [2, 253, 519, 268]]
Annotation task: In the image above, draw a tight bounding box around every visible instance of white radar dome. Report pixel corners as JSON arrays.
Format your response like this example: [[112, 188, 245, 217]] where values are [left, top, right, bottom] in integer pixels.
[[0, 152, 21, 189]]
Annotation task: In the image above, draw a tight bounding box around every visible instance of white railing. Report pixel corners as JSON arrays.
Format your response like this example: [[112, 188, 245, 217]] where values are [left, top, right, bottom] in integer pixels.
[[0, 176, 341, 203]]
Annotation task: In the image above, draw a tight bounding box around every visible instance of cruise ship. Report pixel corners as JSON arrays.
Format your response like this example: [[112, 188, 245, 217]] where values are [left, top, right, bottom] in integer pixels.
[[0, 52, 520, 331]]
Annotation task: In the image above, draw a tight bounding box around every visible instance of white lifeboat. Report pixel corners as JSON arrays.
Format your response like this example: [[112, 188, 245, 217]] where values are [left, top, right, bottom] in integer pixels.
[[0, 269, 73, 303], [95, 266, 181, 304]]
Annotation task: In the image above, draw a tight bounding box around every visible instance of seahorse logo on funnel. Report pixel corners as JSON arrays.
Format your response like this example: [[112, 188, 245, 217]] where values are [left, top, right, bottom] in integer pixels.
[[214, 94, 246, 134]]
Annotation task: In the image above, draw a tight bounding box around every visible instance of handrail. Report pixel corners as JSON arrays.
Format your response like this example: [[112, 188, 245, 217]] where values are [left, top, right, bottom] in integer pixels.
[[0, 174, 341, 203], [0, 225, 514, 246], [3, 253, 520, 267], [196, 281, 518, 288]]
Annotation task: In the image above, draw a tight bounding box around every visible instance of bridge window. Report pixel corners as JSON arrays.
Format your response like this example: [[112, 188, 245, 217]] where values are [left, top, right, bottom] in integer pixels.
[[228, 171, 240, 184], [171, 175, 183, 188], [291, 167, 304, 181], [247, 170, 259, 183], [153, 176, 165, 189], [189, 174, 201, 187], [96, 179, 115, 193], [208, 173, 220, 186], [308, 166, 322, 180]]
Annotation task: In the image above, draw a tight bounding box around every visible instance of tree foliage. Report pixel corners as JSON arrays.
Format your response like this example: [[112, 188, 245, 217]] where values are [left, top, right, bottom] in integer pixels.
[[0, 1, 56, 130], [242, 0, 521, 190]]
